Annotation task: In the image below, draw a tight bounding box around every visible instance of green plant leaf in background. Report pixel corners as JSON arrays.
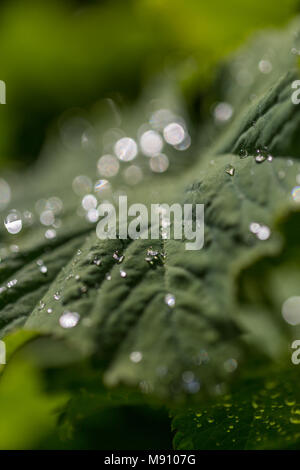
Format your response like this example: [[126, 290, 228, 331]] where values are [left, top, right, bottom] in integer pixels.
[[1, 9, 300, 450], [0, 0, 298, 167]]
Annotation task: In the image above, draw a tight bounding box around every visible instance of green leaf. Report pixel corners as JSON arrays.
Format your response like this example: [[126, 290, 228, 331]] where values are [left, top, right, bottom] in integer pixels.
[[0, 352, 67, 449], [171, 365, 300, 450], [1, 21, 300, 457], [1, 152, 299, 399], [1, 20, 300, 402]]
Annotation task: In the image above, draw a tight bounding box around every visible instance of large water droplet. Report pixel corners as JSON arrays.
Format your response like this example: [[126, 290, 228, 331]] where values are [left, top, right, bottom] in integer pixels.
[[59, 311, 80, 328]]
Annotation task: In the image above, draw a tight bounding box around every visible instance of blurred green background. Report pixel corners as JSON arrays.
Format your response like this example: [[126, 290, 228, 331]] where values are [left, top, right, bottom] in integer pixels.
[[0, 0, 299, 170], [0, 0, 300, 450]]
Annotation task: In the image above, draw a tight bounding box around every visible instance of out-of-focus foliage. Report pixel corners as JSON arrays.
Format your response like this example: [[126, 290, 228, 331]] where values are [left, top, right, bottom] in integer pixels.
[[0, 0, 298, 166]]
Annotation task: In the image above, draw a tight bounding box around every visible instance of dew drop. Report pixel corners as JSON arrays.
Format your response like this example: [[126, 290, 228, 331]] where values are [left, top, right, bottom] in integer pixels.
[[150, 109, 174, 131], [113, 251, 124, 264], [54, 291, 61, 301], [258, 59, 272, 74], [40, 210, 55, 226], [72, 175, 92, 196], [59, 311, 80, 328], [123, 165, 143, 185], [255, 153, 267, 164], [250, 223, 271, 240], [213, 102, 233, 123], [249, 222, 260, 234], [86, 208, 99, 223], [130, 351, 143, 363], [282, 296, 300, 325], [149, 154, 169, 173], [145, 247, 164, 266], [97, 154, 119, 177], [140, 130, 163, 157], [7, 279, 17, 288], [93, 257, 102, 266], [114, 137, 137, 162], [81, 194, 97, 211], [45, 229, 56, 240], [174, 133, 191, 151], [163, 122, 185, 145]]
